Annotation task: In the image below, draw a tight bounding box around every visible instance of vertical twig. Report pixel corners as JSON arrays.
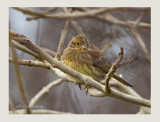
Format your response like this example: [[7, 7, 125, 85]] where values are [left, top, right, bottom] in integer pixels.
[[62, 7, 85, 36], [55, 20, 69, 60], [9, 31, 31, 114], [105, 48, 124, 95]]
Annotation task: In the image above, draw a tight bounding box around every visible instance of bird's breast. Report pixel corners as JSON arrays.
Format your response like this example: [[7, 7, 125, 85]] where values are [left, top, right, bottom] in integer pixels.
[[61, 48, 106, 82]]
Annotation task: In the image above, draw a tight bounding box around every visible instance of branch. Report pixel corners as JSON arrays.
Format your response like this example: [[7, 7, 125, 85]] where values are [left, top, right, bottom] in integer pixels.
[[9, 57, 110, 98], [13, 7, 150, 28], [9, 30, 151, 108], [9, 57, 76, 83], [81, 8, 150, 28], [29, 78, 64, 108], [9, 109, 72, 114], [62, 7, 85, 36], [13, 7, 110, 20], [12, 39, 56, 59], [9, 32, 31, 114], [27, 7, 57, 21], [12, 40, 41, 59], [129, 12, 150, 62], [55, 20, 69, 60], [105, 48, 123, 94], [112, 76, 150, 114], [9, 57, 50, 68], [100, 14, 150, 28]]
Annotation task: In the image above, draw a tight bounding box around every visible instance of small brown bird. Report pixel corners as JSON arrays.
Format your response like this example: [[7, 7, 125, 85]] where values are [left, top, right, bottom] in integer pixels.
[[61, 35, 132, 87]]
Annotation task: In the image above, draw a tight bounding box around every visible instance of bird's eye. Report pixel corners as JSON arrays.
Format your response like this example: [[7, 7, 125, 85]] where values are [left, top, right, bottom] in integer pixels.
[[77, 43, 79, 45]]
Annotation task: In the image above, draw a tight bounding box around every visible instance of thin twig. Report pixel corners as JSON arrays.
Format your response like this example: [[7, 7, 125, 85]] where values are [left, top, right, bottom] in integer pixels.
[[62, 7, 85, 36], [130, 29, 150, 61], [27, 7, 57, 21], [55, 20, 69, 60], [133, 11, 147, 28], [101, 30, 118, 52], [105, 48, 124, 95], [29, 78, 64, 108], [13, 7, 150, 28], [129, 12, 150, 62], [81, 8, 150, 28], [13, 7, 110, 20], [9, 30, 150, 107], [9, 32, 31, 114]]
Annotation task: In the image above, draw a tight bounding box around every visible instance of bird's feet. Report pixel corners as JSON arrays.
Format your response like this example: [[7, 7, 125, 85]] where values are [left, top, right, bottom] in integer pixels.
[[75, 82, 82, 90], [84, 85, 92, 95], [75, 83, 93, 95]]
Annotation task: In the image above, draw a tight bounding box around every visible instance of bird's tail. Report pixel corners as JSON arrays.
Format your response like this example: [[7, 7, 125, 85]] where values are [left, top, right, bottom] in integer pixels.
[[112, 74, 133, 87]]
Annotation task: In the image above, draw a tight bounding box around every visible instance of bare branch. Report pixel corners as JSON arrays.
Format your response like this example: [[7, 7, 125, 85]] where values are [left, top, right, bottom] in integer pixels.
[[41, 47, 56, 58], [13, 7, 150, 28], [55, 20, 69, 60], [12, 39, 56, 59], [9, 30, 150, 108], [9, 32, 31, 114], [133, 11, 147, 28], [27, 7, 57, 21], [13, 7, 110, 19], [29, 78, 64, 108], [9, 57, 117, 98], [12, 40, 41, 59], [105, 48, 124, 94], [9, 109, 72, 114], [81, 8, 150, 28], [129, 12, 150, 62], [62, 7, 85, 36], [9, 57, 50, 68]]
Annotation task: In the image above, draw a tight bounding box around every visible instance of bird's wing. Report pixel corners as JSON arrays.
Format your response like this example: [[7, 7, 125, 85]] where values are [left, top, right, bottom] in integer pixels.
[[86, 44, 112, 73]]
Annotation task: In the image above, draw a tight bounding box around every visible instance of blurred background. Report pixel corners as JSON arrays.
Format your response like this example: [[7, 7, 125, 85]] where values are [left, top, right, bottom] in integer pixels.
[[9, 7, 150, 114]]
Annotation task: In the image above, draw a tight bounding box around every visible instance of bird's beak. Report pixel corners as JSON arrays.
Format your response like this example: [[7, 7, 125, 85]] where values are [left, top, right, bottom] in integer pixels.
[[82, 44, 87, 49]]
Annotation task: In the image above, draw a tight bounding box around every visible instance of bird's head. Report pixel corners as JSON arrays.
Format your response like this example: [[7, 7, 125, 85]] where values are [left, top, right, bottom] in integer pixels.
[[68, 35, 89, 51]]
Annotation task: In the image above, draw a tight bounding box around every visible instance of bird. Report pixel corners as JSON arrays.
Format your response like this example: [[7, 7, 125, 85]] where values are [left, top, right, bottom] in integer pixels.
[[61, 35, 133, 89]]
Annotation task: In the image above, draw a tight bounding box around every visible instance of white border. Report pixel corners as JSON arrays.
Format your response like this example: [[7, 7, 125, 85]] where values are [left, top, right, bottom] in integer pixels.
[[1, 0, 160, 122]]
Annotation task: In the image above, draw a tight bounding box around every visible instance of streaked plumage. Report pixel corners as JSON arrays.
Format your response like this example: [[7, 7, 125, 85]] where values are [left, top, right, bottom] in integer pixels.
[[61, 35, 132, 87]]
